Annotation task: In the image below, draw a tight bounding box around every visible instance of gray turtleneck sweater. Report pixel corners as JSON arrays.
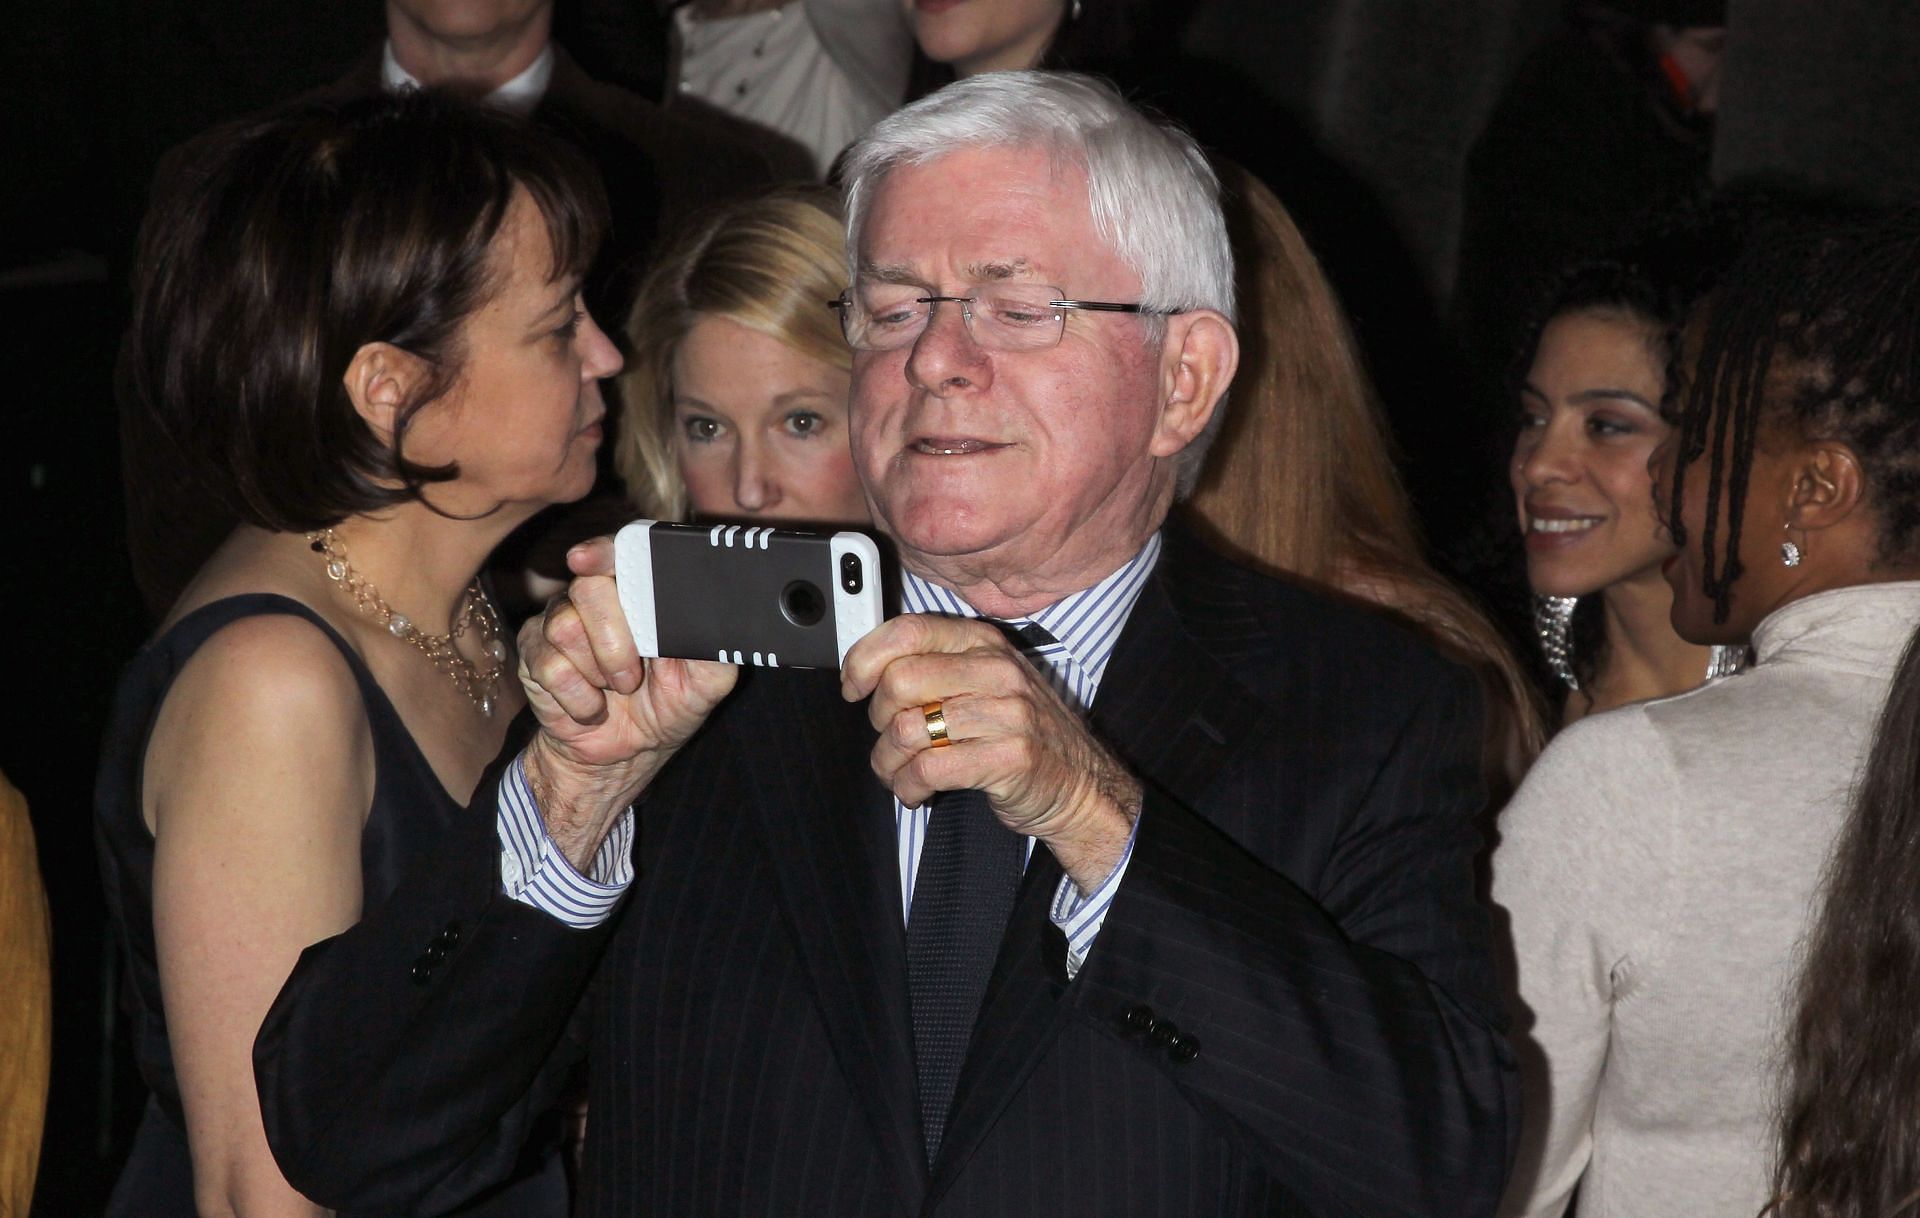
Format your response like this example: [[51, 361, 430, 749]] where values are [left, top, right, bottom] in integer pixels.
[[1492, 582, 1920, 1218]]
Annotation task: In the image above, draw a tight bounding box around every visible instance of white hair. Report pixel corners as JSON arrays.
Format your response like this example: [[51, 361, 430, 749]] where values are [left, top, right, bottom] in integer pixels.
[[839, 71, 1237, 495]]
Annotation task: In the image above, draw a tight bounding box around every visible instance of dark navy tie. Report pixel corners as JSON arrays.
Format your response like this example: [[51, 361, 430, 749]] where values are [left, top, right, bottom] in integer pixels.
[[906, 787, 1024, 1161]]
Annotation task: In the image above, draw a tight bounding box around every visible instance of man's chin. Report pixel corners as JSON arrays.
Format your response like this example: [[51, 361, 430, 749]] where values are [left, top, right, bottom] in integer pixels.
[[876, 499, 1015, 565]]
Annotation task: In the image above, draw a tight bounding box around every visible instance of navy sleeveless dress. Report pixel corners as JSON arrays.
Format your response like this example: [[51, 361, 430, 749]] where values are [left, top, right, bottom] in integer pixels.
[[95, 594, 567, 1216]]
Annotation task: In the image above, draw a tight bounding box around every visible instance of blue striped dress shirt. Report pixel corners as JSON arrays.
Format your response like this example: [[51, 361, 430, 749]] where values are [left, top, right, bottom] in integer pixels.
[[497, 533, 1161, 978]]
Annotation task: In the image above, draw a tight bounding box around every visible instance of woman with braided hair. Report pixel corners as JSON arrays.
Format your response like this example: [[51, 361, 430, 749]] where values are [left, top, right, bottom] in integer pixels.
[[1493, 209, 1920, 1218]]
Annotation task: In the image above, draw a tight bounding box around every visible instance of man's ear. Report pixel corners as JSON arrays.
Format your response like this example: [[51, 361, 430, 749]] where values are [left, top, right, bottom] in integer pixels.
[[1149, 309, 1239, 459], [1786, 440, 1866, 534], [342, 342, 433, 443]]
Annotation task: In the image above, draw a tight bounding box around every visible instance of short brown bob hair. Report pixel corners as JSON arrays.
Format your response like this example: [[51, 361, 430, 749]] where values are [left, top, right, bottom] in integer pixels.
[[125, 88, 607, 536]]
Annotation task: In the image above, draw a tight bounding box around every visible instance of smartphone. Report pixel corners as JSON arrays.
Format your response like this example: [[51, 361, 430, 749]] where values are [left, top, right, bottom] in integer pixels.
[[613, 520, 885, 670]]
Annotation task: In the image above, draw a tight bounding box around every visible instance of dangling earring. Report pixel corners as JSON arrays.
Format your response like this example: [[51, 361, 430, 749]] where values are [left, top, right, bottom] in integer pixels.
[[1533, 595, 1581, 692], [1070, 0, 1082, 20], [1781, 525, 1803, 568]]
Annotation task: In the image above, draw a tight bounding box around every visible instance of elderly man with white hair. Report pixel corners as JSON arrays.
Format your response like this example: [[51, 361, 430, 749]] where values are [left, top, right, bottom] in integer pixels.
[[256, 72, 1516, 1217]]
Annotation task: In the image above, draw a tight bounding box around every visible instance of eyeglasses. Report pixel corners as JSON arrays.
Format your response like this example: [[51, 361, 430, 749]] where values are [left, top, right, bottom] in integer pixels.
[[826, 282, 1181, 352]]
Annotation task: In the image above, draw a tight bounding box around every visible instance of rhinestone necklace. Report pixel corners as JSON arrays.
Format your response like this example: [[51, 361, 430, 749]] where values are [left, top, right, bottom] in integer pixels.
[[307, 528, 507, 716], [1535, 593, 1745, 692]]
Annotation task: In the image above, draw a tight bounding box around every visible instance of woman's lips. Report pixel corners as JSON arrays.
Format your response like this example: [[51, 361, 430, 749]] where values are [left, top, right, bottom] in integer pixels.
[[1523, 513, 1602, 553]]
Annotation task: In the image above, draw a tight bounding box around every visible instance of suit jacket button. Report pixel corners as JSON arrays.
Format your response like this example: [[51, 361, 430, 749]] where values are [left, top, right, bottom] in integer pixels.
[[1168, 1034, 1200, 1063], [437, 923, 461, 947], [424, 942, 447, 964], [1148, 1020, 1179, 1048], [1120, 1004, 1156, 1034], [410, 959, 434, 985]]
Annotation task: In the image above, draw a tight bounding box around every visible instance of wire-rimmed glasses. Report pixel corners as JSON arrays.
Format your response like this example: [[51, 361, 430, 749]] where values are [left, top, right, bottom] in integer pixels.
[[827, 282, 1181, 352]]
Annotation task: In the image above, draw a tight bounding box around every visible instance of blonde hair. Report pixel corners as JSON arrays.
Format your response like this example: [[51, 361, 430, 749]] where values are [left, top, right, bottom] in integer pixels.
[[617, 187, 851, 519], [1184, 164, 1545, 785]]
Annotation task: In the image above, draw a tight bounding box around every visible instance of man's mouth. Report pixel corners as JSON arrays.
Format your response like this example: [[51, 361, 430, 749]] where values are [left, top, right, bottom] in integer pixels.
[[912, 437, 1004, 456]]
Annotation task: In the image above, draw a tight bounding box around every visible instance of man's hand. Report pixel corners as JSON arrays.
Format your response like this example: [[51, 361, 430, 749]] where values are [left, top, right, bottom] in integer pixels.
[[519, 537, 737, 870], [841, 614, 1140, 893]]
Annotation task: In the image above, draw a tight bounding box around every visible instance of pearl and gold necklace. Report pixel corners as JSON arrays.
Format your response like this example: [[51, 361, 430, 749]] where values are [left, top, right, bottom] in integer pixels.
[[307, 528, 507, 716]]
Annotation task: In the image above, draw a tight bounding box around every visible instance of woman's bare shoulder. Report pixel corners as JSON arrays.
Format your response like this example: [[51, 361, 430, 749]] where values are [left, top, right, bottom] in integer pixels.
[[144, 581, 373, 834]]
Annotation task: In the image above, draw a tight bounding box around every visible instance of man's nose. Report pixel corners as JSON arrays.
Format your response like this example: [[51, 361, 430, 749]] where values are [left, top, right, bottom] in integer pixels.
[[732, 440, 777, 513], [905, 299, 993, 396]]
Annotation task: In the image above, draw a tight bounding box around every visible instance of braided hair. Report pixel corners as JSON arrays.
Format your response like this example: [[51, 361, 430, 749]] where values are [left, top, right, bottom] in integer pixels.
[[1667, 208, 1920, 623]]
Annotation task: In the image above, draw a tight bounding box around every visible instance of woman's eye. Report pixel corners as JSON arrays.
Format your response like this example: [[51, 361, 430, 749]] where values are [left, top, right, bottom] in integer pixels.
[[554, 311, 585, 341], [1517, 408, 1546, 431], [682, 417, 724, 443], [784, 410, 826, 437], [1587, 414, 1635, 438]]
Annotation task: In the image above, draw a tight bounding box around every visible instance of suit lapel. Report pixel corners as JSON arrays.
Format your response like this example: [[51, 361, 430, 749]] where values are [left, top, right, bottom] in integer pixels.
[[1086, 543, 1267, 808], [928, 532, 1267, 1197], [740, 671, 928, 1216]]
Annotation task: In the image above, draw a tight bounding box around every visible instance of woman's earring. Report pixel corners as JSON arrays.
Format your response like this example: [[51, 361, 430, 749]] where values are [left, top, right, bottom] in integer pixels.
[[1070, 0, 1082, 19], [1781, 526, 1803, 568]]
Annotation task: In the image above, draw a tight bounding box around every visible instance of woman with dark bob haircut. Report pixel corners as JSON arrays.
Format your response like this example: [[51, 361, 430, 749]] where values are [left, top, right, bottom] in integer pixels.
[[96, 89, 621, 1217]]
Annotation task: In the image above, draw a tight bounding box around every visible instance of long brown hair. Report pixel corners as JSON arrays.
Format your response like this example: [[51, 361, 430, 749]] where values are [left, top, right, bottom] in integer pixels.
[[1772, 623, 1920, 1218], [1183, 163, 1545, 781]]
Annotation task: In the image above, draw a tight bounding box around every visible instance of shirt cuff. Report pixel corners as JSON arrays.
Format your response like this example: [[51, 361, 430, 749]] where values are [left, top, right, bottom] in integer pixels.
[[496, 751, 635, 929], [1047, 809, 1142, 979]]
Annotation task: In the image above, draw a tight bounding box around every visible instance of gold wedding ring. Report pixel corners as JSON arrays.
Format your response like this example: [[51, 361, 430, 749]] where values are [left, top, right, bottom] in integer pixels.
[[922, 701, 951, 748]]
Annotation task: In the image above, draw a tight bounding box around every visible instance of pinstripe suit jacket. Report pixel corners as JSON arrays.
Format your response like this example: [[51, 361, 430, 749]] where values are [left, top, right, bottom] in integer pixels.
[[257, 524, 1517, 1217]]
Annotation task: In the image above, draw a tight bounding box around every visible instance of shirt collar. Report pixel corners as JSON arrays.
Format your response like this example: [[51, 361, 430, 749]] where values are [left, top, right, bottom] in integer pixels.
[[380, 40, 554, 115], [898, 532, 1162, 690]]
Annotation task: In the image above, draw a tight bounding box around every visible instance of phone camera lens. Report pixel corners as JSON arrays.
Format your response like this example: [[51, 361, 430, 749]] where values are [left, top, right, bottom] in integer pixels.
[[781, 580, 826, 628], [840, 553, 863, 594]]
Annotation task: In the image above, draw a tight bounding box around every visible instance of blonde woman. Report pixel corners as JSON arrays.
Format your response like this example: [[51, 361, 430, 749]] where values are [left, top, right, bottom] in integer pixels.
[[617, 187, 869, 525], [1185, 165, 1544, 791]]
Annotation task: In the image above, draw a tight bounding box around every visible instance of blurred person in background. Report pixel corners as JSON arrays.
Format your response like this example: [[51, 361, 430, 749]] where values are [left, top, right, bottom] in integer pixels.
[[0, 770, 50, 1218], [671, 0, 913, 177]]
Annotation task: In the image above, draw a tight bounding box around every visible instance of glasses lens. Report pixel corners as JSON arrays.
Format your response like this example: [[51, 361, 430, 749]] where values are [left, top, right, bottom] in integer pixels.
[[850, 283, 926, 351], [842, 283, 1068, 351], [973, 286, 1064, 351]]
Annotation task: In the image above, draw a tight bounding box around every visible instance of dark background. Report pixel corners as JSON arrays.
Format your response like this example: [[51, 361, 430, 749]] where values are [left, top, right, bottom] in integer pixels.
[[4, 1, 1914, 1211]]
